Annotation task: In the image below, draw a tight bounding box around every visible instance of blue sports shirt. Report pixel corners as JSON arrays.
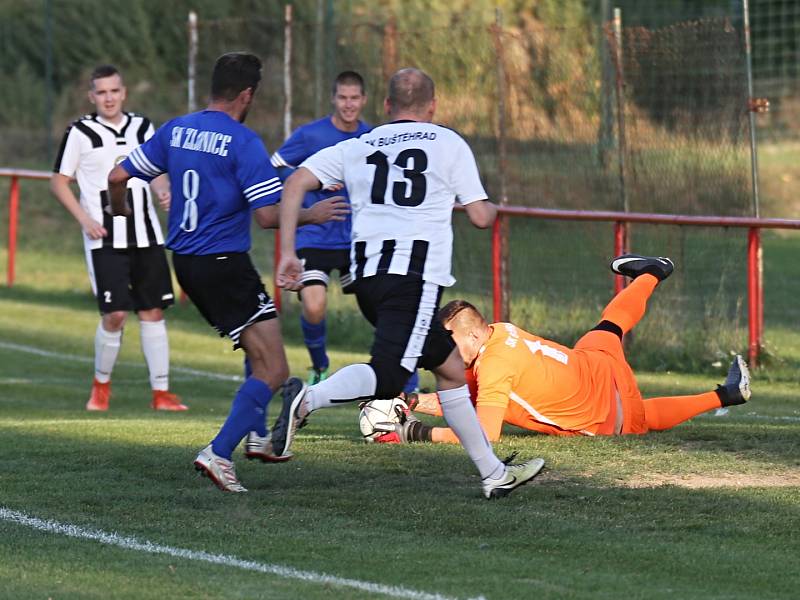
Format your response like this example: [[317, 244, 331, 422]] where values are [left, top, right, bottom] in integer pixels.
[[271, 116, 370, 250], [122, 110, 282, 255]]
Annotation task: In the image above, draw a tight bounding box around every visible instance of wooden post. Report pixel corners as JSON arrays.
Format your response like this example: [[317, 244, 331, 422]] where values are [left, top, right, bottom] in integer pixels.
[[491, 8, 510, 322]]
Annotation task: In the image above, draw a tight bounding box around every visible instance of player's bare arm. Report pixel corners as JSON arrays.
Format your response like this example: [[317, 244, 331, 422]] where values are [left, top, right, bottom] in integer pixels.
[[107, 164, 133, 216], [303, 195, 349, 224], [464, 199, 497, 229], [50, 173, 107, 240], [150, 174, 171, 211], [254, 195, 349, 230], [408, 391, 443, 416], [277, 167, 323, 290]]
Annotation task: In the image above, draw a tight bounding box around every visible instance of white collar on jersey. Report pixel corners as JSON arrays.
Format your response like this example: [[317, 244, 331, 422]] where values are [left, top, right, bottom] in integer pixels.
[[95, 113, 129, 133]]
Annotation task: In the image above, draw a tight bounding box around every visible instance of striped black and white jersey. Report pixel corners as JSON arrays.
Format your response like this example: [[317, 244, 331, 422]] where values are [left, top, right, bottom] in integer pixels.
[[53, 112, 165, 251], [300, 121, 488, 287]]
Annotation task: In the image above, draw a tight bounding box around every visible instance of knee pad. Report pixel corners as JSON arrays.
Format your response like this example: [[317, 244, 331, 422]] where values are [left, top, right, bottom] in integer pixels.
[[591, 319, 623, 340], [369, 357, 412, 399]]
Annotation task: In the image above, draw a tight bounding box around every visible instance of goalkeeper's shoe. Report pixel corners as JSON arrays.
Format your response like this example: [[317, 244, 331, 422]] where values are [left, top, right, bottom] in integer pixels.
[[482, 457, 545, 500], [151, 390, 189, 411], [270, 377, 309, 459], [610, 254, 674, 281], [86, 378, 111, 411], [193, 444, 247, 493], [715, 355, 751, 407], [244, 431, 292, 463]]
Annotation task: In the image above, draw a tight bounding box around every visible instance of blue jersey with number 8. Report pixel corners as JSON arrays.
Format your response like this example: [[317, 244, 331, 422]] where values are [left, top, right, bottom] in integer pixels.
[[121, 110, 281, 255]]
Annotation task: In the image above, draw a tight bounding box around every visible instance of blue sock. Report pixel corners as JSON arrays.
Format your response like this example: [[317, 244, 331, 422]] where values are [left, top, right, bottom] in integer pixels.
[[243, 357, 253, 379], [301, 315, 329, 371], [211, 377, 273, 459], [403, 370, 420, 394]]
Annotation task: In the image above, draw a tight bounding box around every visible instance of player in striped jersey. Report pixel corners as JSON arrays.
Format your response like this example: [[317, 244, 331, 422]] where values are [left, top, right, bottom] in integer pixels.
[[387, 255, 751, 442], [273, 68, 546, 499], [51, 65, 186, 412], [107, 53, 347, 493]]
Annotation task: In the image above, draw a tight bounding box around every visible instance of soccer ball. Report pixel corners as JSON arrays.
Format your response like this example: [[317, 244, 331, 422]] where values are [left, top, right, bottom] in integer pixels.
[[358, 397, 408, 442]]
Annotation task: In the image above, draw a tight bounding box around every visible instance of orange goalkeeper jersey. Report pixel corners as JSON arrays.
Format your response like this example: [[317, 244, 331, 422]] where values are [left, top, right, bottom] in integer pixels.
[[432, 322, 622, 443]]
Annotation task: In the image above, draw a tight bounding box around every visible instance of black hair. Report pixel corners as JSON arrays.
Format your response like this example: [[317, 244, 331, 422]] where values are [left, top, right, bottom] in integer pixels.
[[210, 52, 262, 101], [90, 65, 121, 87], [332, 71, 365, 96]]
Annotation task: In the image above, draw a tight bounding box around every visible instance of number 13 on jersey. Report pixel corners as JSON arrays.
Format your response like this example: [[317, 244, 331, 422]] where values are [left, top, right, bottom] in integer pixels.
[[366, 149, 428, 207]]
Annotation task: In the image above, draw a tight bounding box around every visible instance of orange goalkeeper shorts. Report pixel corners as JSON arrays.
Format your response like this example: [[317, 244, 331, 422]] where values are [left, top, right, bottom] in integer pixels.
[[574, 329, 648, 435]]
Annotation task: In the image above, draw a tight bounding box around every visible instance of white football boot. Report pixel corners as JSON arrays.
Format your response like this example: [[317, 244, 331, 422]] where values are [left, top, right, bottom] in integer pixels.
[[482, 457, 546, 499], [194, 444, 247, 493]]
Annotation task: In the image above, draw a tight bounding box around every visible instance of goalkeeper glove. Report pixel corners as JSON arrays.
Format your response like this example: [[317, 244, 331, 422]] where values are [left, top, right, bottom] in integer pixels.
[[373, 404, 432, 443], [398, 391, 419, 411]]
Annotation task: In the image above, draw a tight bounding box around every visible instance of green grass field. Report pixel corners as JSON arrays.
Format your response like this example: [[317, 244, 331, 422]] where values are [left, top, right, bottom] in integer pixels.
[[1, 180, 800, 599]]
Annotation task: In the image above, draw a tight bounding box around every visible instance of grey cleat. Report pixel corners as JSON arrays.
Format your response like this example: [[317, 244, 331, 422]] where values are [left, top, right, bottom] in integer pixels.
[[716, 354, 751, 407], [270, 377, 309, 459], [193, 444, 247, 493], [244, 431, 292, 463]]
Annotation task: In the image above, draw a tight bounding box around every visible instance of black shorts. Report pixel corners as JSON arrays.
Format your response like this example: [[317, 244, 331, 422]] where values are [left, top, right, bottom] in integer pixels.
[[297, 247, 353, 291], [89, 245, 174, 314], [172, 252, 276, 349], [354, 274, 455, 373]]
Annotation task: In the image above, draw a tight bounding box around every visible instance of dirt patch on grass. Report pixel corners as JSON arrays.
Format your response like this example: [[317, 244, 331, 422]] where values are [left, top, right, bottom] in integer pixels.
[[623, 471, 800, 489]]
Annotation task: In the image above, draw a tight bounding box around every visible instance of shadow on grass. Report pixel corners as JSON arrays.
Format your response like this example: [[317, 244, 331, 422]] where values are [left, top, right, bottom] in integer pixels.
[[1, 419, 799, 600]]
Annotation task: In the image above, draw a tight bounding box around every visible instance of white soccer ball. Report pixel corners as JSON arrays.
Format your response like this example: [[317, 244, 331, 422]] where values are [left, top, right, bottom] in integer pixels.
[[358, 397, 408, 442]]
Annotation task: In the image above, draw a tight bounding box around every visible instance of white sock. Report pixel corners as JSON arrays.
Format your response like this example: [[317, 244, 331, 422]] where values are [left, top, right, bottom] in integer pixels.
[[140, 319, 169, 391], [307, 363, 377, 412], [94, 322, 122, 384], [438, 386, 505, 480]]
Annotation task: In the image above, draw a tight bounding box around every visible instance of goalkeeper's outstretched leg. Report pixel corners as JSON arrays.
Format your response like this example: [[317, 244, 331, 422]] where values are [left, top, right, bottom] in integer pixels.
[[595, 254, 675, 337]]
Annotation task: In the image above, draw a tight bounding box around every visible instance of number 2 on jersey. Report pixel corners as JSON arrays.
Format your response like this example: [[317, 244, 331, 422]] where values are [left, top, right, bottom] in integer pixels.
[[366, 149, 428, 206], [180, 169, 200, 232]]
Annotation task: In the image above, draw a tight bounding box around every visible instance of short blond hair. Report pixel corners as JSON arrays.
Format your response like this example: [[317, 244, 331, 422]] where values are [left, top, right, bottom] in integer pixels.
[[387, 68, 434, 113], [438, 299, 487, 331]]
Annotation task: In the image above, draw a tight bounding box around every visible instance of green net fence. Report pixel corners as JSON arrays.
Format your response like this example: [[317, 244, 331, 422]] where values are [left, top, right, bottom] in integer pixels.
[[2, 2, 799, 371]]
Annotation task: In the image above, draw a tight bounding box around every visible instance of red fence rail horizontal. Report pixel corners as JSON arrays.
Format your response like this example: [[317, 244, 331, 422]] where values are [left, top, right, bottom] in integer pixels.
[[5, 168, 800, 368], [485, 206, 800, 368]]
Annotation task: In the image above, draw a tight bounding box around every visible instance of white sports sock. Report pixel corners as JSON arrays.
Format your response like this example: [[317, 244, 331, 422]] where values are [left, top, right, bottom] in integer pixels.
[[438, 386, 505, 480], [94, 322, 122, 384], [140, 319, 169, 391], [306, 363, 377, 412]]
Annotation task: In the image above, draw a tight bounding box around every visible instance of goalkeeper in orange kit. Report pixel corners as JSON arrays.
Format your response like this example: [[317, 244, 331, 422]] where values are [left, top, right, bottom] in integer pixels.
[[371, 254, 751, 443]]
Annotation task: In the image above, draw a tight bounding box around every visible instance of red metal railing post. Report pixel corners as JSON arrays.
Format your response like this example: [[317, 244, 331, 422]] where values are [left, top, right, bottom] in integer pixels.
[[747, 227, 760, 368], [7, 175, 19, 287], [492, 217, 502, 322], [613, 221, 626, 295], [757, 232, 764, 355], [273, 231, 282, 312]]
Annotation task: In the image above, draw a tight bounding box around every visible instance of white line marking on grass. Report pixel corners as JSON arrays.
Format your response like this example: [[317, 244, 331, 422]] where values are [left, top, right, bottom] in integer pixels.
[[0, 507, 484, 600], [6, 339, 800, 426], [744, 413, 800, 423], [0, 340, 242, 382]]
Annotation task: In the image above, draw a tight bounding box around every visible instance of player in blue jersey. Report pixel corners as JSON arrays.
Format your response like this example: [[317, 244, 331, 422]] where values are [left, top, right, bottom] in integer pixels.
[[107, 52, 348, 493], [271, 71, 420, 391], [270, 71, 370, 385]]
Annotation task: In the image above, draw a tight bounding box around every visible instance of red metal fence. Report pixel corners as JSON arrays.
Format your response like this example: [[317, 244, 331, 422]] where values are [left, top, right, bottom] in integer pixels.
[[5, 168, 800, 368], [0, 168, 50, 289]]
